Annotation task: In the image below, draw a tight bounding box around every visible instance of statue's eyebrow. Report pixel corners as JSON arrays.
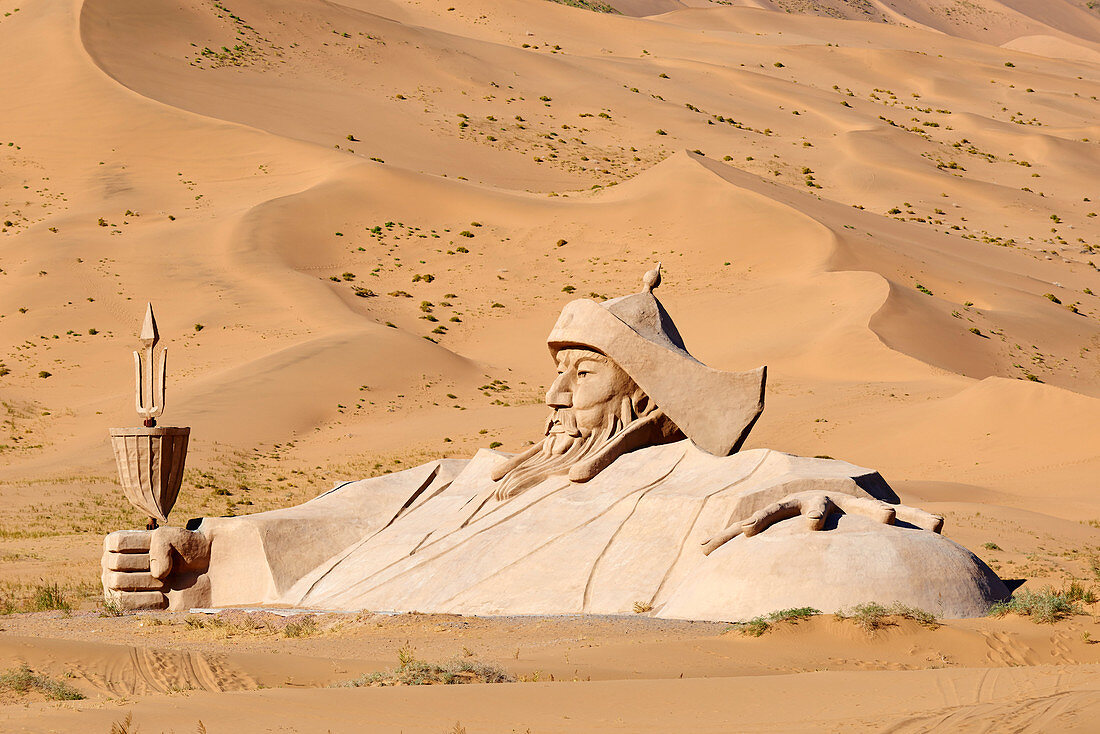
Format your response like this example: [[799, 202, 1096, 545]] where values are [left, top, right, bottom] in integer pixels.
[[575, 356, 605, 369]]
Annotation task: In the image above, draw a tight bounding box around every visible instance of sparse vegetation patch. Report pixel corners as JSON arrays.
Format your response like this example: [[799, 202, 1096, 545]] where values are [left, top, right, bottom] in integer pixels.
[[334, 644, 514, 686]]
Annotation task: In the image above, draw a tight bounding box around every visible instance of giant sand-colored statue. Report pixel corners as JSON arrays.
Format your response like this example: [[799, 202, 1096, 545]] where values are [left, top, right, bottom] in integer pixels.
[[103, 267, 1008, 620]]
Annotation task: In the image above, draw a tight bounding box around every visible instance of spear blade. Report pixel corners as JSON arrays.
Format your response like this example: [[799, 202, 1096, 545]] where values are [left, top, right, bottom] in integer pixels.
[[139, 302, 159, 350]]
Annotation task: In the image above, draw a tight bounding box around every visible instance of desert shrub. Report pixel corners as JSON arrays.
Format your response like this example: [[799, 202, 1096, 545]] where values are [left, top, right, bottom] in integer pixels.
[[0, 664, 83, 700], [982, 542, 1001, 551], [30, 583, 69, 612], [1062, 581, 1097, 604], [837, 601, 938, 631], [988, 585, 1094, 623], [732, 606, 820, 637], [335, 645, 514, 687], [283, 615, 318, 638], [837, 602, 889, 631], [100, 596, 123, 617], [109, 713, 135, 734], [890, 603, 939, 628]]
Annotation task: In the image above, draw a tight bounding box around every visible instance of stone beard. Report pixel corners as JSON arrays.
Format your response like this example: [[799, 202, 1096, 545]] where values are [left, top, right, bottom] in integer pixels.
[[491, 348, 681, 501]]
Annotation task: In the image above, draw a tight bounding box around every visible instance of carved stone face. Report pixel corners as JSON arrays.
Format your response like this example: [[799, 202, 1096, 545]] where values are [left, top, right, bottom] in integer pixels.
[[491, 346, 677, 501], [545, 349, 636, 454]]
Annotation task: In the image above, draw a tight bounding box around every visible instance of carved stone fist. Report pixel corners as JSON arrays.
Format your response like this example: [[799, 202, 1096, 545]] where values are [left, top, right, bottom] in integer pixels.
[[102, 527, 211, 611], [700, 490, 944, 556]]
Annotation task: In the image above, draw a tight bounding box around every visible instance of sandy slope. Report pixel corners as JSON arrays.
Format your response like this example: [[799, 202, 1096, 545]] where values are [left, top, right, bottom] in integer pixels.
[[0, 0, 1098, 728], [1, 610, 1100, 732]]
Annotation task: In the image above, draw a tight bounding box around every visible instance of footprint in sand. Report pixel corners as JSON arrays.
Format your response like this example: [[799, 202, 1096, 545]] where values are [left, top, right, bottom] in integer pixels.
[[70, 647, 258, 696], [980, 630, 1039, 667], [1049, 630, 1075, 664]]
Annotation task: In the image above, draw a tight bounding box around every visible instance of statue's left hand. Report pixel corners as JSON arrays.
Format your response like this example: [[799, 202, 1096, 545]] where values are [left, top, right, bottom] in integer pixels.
[[700, 491, 943, 556]]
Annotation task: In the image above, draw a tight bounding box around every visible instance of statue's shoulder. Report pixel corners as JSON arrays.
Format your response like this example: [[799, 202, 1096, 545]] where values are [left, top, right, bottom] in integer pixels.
[[631, 442, 895, 501], [303, 457, 471, 510]]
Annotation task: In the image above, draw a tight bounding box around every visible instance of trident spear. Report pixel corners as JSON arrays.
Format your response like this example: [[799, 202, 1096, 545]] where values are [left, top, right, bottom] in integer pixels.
[[110, 303, 189, 531]]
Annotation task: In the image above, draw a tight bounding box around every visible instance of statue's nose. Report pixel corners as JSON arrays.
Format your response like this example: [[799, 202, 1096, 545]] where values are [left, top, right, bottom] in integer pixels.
[[546, 390, 572, 408], [546, 374, 572, 408]]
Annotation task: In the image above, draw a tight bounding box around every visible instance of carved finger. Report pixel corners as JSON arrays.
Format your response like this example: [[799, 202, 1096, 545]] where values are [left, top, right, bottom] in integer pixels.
[[104, 530, 152, 554], [701, 498, 802, 555], [149, 527, 211, 579], [148, 531, 174, 580], [894, 505, 945, 533], [831, 494, 896, 525], [700, 524, 744, 556], [743, 498, 803, 538], [102, 571, 164, 592], [801, 493, 830, 531]]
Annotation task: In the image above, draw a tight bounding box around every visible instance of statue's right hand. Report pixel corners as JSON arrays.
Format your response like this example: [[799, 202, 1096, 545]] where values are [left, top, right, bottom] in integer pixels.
[[102, 528, 211, 610]]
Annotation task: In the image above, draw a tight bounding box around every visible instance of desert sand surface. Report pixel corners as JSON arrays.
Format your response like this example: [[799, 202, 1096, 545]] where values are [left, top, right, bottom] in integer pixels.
[[1, 0, 1099, 728]]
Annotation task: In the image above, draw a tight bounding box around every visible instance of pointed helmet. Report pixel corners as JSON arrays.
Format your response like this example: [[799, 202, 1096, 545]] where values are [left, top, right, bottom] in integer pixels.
[[546, 264, 766, 456]]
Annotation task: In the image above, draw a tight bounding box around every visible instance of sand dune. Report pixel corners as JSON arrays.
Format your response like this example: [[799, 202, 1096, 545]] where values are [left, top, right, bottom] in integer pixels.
[[1, 611, 1100, 731], [0, 0, 1098, 728]]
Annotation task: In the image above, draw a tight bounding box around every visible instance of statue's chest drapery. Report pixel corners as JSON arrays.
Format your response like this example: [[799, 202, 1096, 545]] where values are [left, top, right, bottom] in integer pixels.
[[292, 442, 779, 615]]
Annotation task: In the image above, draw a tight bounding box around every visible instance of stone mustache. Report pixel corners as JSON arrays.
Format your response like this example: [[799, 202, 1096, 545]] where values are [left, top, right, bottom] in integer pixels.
[[103, 266, 1008, 620]]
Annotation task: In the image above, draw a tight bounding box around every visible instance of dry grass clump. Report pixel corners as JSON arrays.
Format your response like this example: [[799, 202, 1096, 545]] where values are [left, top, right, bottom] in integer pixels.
[[990, 583, 1097, 624], [836, 602, 939, 631], [283, 615, 318, 638], [731, 606, 820, 637], [0, 664, 84, 700], [180, 611, 323, 638], [335, 644, 514, 687], [0, 581, 85, 614]]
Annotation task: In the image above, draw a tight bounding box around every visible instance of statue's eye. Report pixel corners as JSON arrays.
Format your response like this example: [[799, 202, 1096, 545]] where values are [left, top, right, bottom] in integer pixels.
[[577, 371, 589, 378]]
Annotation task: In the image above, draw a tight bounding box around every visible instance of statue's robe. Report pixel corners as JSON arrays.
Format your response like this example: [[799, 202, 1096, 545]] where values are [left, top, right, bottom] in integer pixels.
[[191, 442, 915, 617]]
